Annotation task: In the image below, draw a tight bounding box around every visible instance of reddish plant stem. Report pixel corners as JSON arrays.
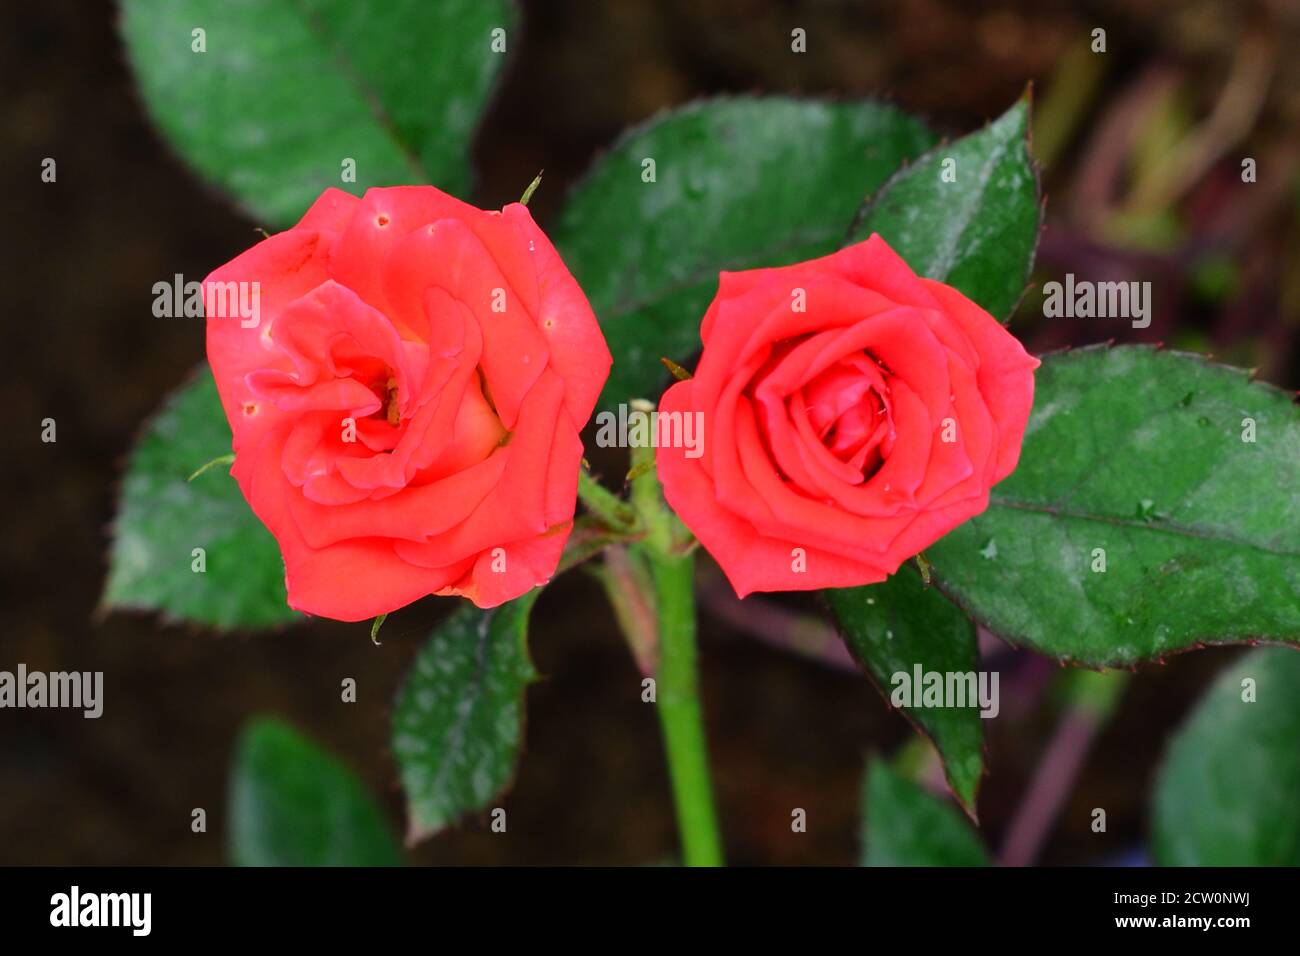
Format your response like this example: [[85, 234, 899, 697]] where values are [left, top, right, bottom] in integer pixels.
[[699, 574, 858, 672], [998, 710, 1100, 867]]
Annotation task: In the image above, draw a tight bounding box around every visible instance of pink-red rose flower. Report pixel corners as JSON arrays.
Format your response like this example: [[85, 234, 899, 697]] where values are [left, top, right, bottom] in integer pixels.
[[656, 234, 1038, 596], [204, 186, 610, 621]]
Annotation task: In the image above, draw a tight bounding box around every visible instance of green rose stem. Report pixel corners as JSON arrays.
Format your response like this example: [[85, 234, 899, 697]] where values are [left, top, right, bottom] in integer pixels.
[[621, 410, 724, 867], [644, 541, 723, 866], [587, 545, 658, 675], [577, 467, 639, 532], [999, 669, 1132, 867]]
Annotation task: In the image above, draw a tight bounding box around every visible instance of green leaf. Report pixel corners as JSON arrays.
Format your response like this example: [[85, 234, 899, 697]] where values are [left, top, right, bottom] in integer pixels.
[[392, 593, 540, 842], [103, 365, 298, 629], [228, 717, 403, 866], [860, 758, 990, 866], [827, 568, 985, 815], [119, 0, 516, 226], [846, 95, 1039, 320], [552, 97, 936, 410], [1153, 647, 1300, 866], [928, 345, 1300, 666]]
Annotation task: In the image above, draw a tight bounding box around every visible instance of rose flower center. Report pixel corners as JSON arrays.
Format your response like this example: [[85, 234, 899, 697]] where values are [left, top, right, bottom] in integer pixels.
[[754, 344, 898, 494]]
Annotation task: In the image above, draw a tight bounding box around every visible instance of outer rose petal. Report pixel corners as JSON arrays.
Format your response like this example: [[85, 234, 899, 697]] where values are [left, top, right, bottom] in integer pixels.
[[205, 229, 336, 431], [503, 203, 612, 426], [439, 521, 572, 608], [295, 187, 361, 234], [327, 185, 482, 321], [922, 278, 1040, 481]]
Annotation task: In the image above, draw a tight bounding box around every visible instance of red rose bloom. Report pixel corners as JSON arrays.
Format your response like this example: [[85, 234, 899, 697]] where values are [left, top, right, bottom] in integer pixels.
[[204, 186, 610, 621], [656, 234, 1038, 596]]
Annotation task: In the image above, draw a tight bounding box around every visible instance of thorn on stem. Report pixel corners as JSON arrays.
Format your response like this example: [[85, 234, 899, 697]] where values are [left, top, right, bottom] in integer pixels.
[[187, 453, 235, 482], [519, 170, 544, 206], [661, 356, 692, 381]]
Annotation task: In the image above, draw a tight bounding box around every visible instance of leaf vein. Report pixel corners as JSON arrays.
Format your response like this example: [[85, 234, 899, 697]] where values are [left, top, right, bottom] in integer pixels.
[[988, 496, 1299, 557]]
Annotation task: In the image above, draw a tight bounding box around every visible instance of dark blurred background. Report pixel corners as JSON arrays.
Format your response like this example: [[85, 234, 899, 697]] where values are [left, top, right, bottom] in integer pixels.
[[3, 0, 1297, 865]]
